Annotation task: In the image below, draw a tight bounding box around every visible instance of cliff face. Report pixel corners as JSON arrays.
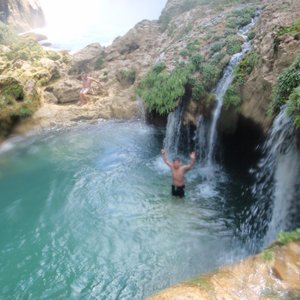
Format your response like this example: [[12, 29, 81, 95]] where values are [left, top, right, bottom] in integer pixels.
[[0, 0, 45, 32], [2, 0, 300, 137]]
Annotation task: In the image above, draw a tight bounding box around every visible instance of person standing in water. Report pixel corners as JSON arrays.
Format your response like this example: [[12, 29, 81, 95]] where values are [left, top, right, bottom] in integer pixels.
[[79, 73, 101, 105], [161, 148, 196, 197]]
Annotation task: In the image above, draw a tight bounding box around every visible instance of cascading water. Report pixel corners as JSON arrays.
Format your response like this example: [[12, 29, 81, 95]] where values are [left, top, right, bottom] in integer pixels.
[[252, 107, 300, 246], [197, 15, 259, 166], [163, 100, 186, 156]]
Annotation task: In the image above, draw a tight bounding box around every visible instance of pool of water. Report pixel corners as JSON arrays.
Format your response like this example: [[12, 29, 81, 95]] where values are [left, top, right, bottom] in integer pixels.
[[0, 120, 259, 299]]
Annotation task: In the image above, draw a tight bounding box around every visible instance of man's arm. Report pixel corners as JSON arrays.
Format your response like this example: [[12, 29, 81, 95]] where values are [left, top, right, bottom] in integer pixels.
[[88, 77, 101, 84], [161, 148, 172, 168], [182, 151, 196, 170]]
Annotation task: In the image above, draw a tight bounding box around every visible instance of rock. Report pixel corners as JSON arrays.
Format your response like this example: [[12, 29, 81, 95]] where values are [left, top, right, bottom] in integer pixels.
[[51, 79, 81, 104], [148, 240, 300, 300], [43, 91, 58, 104], [0, 0, 45, 32], [20, 31, 47, 42], [69, 43, 105, 75]]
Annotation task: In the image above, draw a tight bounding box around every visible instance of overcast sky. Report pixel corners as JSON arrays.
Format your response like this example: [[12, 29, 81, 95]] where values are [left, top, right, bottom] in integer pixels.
[[39, 0, 167, 50]]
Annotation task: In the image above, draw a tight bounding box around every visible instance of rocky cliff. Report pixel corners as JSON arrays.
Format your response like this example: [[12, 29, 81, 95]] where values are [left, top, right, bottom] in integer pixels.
[[1, 0, 300, 139], [0, 0, 45, 32]]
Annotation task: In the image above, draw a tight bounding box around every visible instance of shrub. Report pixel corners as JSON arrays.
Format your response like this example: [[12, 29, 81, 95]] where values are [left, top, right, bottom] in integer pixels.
[[276, 21, 300, 37], [226, 36, 242, 55], [223, 86, 241, 110], [180, 49, 189, 57], [137, 63, 193, 114], [287, 87, 300, 128], [277, 229, 300, 245], [247, 31, 256, 40], [224, 28, 237, 37], [226, 7, 256, 29], [116, 68, 136, 85], [190, 54, 204, 71], [210, 41, 225, 54], [202, 62, 220, 89], [191, 80, 205, 100], [272, 55, 300, 111], [234, 51, 259, 85], [95, 56, 104, 70]]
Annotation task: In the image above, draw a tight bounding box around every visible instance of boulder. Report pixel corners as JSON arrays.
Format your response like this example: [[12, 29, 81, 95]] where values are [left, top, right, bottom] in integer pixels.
[[20, 31, 47, 42], [69, 43, 105, 75], [51, 79, 81, 104], [1, 0, 45, 32]]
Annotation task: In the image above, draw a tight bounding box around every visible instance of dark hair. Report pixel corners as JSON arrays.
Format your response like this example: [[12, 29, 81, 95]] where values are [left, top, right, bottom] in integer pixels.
[[173, 157, 180, 162]]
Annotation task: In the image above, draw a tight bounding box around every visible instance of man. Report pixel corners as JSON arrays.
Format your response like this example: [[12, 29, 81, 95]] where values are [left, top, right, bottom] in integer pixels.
[[161, 148, 196, 198], [79, 73, 102, 106]]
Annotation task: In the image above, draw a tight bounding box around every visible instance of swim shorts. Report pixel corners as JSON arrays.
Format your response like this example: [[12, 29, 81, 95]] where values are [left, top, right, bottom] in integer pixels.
[[172, 185, 185, 198]]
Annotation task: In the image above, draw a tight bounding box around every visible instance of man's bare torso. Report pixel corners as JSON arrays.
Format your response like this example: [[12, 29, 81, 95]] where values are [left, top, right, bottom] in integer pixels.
[[171, 167, 186, 187]]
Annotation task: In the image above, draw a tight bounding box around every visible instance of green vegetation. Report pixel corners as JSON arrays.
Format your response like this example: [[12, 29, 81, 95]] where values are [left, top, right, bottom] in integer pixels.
[[276, 21, 300, 37], [223, 51, 259, 110], [210, 41, 225, 54], [277, 229, 300, 245], [272, 55, 300, 127], [0, 77, 39, 137], [116, 68, 136, 86], [226, 36, 242, 55], [95, 56, 104, 70], [226, 7, 256, 29], [137, 62, 192, 114], [223, 86, 241, 110], [261, 248, 273, 262]]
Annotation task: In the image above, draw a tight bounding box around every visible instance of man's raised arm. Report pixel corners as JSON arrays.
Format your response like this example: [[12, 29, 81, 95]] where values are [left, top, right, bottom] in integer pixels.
[[182, 151, 196, 170], [161, 148, 172, 168]]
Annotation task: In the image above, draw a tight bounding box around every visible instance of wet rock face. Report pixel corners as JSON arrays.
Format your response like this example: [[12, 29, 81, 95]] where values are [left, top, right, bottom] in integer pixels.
[[0, 0, 45, 32]]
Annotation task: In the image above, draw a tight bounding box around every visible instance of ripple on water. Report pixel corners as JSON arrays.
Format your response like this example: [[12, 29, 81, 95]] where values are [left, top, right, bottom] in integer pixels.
[[0, 120, 260, 299]]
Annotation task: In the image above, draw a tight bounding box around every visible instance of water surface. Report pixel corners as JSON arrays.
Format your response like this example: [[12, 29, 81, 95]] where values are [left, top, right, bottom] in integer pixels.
[[0, 120, 257, 299]]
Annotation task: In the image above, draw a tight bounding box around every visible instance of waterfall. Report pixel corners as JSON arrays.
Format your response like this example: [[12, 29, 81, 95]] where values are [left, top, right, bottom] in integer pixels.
[[205, 16, 258, 166], [136, 95, 146, 122], [195, 115, 210, 164], [252, 108, 300, 245], [163, 100, 186, 156]]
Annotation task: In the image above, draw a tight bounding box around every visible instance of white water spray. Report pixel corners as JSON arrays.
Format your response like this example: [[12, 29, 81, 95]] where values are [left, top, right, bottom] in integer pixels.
[[253, 108, 300, 245]]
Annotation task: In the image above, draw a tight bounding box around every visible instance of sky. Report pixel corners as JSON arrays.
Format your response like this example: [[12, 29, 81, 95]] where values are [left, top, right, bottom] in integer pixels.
[[39, 0, 167, 51]]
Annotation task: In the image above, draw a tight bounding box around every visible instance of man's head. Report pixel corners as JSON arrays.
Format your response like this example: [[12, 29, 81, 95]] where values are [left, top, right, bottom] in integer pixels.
[[173, 157, 181, 169]]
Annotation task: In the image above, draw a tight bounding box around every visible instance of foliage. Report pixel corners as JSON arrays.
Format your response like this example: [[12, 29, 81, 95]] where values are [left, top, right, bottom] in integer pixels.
[[247, 31, 256, 40], [209, 41, 225, 54], [234, 51, 259, 84], [116, 68, 136, 85], [95, 56, 104, 70], [262, 249, 273, 262], [226, 36, 242, 55], [277, 229, 300, 245], [287, 87, 300, 128], [190, 53, 204, 71], [272, 55, 300, 116], [191, 79, 205, 100], [137, 63, 192, 114], [223, 86, 241, 110], [276, 21, 300, 37], [180, 49, 189, 57], [224, 28, 237, 37], [226, 7, 256, 29], [202, 62, 220, 89]]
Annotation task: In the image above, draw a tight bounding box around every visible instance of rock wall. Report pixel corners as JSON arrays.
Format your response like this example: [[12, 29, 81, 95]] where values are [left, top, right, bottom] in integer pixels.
[[0, 0, 45, 32], [239, 0, 300, 132]]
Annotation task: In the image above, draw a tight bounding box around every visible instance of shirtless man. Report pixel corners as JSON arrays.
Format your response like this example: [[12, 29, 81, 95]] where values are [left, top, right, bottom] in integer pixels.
[[161, 148, 196, 198], [79, 73, 101, 105]]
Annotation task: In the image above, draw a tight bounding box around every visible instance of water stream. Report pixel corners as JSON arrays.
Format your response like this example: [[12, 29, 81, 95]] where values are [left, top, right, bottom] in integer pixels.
[[205, 16, 258, 166]]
